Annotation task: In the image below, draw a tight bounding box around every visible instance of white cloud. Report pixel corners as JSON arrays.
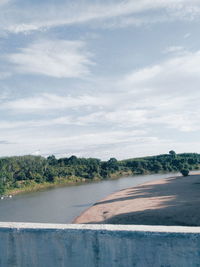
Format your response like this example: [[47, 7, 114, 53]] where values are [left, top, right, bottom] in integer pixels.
[[3, 49, 200, 134], [7, 39, 93, 78], [0, 126, 150, 158], [163, 46, 186, 54], [123, 50, 200, 91], [2, 0, 200, 33], [75, 109, 149, 127], [152, 112, 200, 132], [0, 114, 199, 159], [124, 65, 162, 86], [1, 93, 112, 112], [118, 50, 200, 132], [2, 45, 200, 158]]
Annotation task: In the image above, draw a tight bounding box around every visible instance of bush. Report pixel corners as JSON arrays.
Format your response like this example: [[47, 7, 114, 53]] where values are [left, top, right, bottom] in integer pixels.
[[180, 169, 189, 176], [0, 182, 5, 196]]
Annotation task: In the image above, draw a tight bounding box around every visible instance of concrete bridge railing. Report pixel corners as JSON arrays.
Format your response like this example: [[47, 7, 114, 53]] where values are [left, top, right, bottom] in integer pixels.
[[0, 222, 200, 267]]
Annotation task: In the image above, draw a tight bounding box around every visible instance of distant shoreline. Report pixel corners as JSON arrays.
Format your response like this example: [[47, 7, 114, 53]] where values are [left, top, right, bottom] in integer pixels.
[[1, 153, 199, 198], [4, 170, 132, 196], [3, 169, 200, 198], [3, 169, 175, 197]]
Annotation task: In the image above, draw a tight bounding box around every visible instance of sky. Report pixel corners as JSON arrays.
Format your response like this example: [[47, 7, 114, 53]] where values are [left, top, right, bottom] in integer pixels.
[[0, 0, 200, 160]]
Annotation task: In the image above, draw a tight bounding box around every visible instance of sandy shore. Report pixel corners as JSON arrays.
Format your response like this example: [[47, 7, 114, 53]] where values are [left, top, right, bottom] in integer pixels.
[[73, 174, 200, 226]]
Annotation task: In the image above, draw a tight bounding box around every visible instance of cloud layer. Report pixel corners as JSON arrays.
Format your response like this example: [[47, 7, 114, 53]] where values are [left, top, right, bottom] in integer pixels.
[[1, 0, 200, 33], [7, 40, 92, 78], [0, 0, 200, 159], [2, 47, 200, 158]]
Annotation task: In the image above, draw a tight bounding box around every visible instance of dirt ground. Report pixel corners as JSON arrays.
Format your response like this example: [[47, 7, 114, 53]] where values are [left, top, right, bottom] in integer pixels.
[[73, 174, 200, 226]]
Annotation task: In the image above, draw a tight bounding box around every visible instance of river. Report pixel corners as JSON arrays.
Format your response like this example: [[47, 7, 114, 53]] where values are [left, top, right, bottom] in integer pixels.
[[0, 172, 180, 223]]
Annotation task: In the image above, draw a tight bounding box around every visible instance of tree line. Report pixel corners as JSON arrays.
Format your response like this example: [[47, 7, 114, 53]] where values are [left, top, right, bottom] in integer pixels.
[[0, 151, 198, 195]]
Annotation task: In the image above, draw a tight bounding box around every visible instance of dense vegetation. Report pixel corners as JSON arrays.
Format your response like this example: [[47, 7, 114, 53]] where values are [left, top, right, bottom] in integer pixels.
[[0, 151, 198, 195]]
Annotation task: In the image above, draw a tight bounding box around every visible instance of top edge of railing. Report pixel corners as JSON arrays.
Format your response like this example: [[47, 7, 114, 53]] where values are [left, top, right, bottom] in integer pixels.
[[0, 222, 200, 233]]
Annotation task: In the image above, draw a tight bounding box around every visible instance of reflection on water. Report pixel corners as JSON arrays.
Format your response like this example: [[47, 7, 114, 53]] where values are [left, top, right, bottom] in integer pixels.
[[0, 172, 181, 223]]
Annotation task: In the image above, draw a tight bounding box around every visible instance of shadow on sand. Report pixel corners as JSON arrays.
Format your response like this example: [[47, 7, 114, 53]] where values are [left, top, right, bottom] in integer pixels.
[[89, 175, 200, 226]]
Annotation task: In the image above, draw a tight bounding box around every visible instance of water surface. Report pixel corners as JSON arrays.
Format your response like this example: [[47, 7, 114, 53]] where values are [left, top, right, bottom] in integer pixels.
[[0, 173, 180, 223]]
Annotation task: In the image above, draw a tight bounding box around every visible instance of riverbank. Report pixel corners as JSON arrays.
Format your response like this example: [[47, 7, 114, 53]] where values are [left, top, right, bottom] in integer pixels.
[[4, 178, 89, 196], [74, 174, 200, 226], [1, 153, 199, 198], [0, 173, 178, 224], [4, 170, 132, 196]]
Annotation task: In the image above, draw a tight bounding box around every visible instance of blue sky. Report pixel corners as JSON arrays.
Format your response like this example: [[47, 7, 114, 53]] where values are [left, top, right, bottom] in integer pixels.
[[0, 0, 200, 159]]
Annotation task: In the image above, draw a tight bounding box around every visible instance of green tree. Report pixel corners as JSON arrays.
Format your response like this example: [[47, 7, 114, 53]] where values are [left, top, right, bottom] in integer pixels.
[[169, 150, 176, 157], [180, 169, 189, 176], [0, 181, 5, 196], [47, 155, 57, 166]]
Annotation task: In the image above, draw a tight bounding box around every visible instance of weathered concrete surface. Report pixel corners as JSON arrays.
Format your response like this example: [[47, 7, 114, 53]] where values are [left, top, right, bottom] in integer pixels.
[[0, 223, 200, 267]]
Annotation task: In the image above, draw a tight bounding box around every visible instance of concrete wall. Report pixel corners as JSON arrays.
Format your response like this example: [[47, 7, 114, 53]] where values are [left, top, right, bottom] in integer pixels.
[[0, 223, 200, 267]]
